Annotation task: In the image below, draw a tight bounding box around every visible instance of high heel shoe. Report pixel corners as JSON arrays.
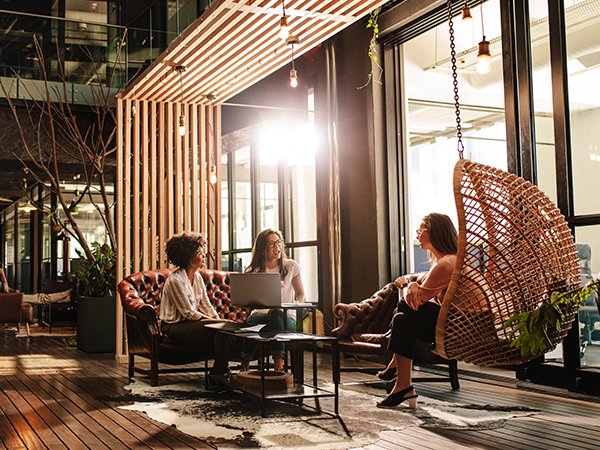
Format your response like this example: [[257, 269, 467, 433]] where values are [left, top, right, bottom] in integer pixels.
[[376, 366, 397, 381], [376, 385, 418, 408]]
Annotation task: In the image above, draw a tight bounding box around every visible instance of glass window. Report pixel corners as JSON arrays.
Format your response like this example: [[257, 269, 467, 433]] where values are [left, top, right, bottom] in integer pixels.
[[567, 0, 600, 216], [16, 201, 32, 292], [221, 152, 229, 252], [289, 246, 318, 302], [558, 0, 600, 369], [257, 139, 279, 231], [529, 1, 557, 202], [3, 208, 15, 286], [222, 97, 319, 303], [402, 0, 506, 271], [232, 146, 253, 250]]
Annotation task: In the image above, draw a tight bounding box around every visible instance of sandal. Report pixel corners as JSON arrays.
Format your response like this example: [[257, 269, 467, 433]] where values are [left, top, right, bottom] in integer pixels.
[[376, 385, 418, 408]]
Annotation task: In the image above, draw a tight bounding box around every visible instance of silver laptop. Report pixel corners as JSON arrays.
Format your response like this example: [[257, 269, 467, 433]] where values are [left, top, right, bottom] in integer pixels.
[[229, 272, 281, 307]]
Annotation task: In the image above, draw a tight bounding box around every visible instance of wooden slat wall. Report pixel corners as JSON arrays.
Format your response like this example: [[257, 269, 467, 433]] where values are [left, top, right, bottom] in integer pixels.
[[115, 98, 221, 360]]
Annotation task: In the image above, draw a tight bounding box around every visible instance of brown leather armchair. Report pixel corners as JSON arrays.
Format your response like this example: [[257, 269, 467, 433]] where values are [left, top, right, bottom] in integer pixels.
[[0, 291, 33, 336], [118, 268, 248, 386], [332, 282, 459, 390]]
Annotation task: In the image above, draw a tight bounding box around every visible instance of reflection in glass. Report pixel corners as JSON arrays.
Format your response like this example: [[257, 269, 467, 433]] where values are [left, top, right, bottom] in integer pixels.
[[575, 226, 600, 370], [233, 147, 252, 249], [221, 153, 229, 252], [566, 0, 600, 215], [288, 246, 318, 303]]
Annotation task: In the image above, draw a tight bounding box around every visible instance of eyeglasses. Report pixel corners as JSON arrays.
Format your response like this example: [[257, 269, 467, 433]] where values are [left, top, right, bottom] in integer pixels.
[[267, 239, 285, 248]]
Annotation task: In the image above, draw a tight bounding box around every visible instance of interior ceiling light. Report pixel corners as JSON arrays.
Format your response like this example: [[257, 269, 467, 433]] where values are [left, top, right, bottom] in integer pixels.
[[278, 0, 290, 41], [18, 200, 37, 213], [477, 38, 491, 74], [287, 35, 300, 88], [461, 1, 472, 22], [476, 3, 491, 74], [175, 65, 187, 136]]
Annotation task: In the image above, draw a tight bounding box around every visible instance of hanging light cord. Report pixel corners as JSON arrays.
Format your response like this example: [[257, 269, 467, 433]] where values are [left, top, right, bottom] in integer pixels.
[[282, 0, 286, 17], [179, 70, 184, 103], [480, 1, 485, 38], [291, 41, 296, 69]]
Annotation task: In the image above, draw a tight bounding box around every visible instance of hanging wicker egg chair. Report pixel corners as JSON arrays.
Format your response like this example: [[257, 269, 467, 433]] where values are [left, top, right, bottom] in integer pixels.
[[434, 159, 581, 366]]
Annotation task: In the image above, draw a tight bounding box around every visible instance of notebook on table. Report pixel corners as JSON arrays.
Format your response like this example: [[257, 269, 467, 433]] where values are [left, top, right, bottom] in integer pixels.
[[229, 272, 281, 308]]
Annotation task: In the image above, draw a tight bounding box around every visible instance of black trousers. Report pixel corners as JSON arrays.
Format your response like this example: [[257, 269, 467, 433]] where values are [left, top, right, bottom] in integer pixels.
[[161, 318, 233, 372], [386, 300, 441, 359]]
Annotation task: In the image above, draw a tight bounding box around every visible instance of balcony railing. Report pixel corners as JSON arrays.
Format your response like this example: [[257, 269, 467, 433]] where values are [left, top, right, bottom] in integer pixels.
[[0, 9, 178, 106]]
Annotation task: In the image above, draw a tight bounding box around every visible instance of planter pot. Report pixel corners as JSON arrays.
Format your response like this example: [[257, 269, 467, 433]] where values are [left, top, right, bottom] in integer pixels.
[[76, 296, 116, 353]]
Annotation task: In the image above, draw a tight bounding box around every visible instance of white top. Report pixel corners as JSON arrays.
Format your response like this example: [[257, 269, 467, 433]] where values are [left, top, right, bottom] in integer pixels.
[[265, 259, 301, 302], [159, 268, 218, 323]]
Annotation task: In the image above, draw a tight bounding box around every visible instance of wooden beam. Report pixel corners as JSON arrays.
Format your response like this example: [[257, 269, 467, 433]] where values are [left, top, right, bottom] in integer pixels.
[[150, 101, 158, 268], [141, 100, 149, 270]]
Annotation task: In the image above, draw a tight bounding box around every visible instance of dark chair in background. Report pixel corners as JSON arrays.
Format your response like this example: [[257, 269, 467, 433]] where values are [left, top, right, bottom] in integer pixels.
[[0, 291, 33, 336], [577, 244, 600, 354], [332, 283, 460, 390], [39, 279, 78, 334], [118, 268, 248, 386]]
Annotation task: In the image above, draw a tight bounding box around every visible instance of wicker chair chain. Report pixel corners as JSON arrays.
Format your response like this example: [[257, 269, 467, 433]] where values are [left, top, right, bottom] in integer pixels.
[[447, 0, 464, 159]]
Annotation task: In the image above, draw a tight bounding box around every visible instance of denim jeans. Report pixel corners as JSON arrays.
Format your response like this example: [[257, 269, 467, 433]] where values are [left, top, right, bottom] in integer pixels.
[[240, 309, 296, 361]]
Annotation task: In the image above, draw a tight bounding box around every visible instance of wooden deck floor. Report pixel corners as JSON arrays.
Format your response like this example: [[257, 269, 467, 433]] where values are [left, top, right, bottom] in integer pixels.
[[1, 329, 599, 449]]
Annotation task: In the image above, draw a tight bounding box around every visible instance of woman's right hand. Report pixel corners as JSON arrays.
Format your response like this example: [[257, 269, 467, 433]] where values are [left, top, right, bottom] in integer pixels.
[[394, 276, 408, 289]]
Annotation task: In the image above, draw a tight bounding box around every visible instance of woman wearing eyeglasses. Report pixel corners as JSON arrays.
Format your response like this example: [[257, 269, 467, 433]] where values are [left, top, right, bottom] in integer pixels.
[[376, 213, 458, 408], [239, 228, 306, 372]]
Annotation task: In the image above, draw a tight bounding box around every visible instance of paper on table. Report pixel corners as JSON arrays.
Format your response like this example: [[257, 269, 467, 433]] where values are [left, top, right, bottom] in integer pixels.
[[234, 324, 266, 333]]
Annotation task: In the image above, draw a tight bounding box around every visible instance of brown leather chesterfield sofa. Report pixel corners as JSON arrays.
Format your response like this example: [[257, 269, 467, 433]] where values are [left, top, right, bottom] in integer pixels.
[[332, 282, 459, 389], [118, 268, 248, 386], [0, 291, 33, 336]]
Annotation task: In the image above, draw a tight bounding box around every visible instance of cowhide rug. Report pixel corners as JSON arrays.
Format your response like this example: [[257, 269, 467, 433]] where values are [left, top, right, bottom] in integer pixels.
[[115, 379, 539, 449]]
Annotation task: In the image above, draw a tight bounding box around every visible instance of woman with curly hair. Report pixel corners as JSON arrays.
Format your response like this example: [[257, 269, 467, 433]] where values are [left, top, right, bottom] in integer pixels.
[[160, 231, 232, 375], [239, 229, 305, 372]]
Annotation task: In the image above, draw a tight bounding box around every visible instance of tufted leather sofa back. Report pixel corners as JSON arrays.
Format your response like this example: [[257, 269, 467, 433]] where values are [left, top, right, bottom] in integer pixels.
[[118, 268, 248, 324], [331, 283, 399, 340]]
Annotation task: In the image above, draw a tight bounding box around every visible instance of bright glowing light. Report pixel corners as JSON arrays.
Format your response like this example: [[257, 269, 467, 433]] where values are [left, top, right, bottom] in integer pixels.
[[258, 123, 318, 166], [178, 114, 186, 136], [278, 15, 289, 40], [289, 68, 298, 88], [18, 201, 37, 213], [476, 38, 491, 74]]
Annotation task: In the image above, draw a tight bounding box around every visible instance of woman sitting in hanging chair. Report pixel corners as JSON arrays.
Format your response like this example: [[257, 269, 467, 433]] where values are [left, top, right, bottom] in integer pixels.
[[376, 212, 458, 408]]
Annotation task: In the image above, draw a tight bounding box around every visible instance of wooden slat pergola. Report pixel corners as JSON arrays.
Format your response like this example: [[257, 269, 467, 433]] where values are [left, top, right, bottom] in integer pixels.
[[115, 0, 387, 359]]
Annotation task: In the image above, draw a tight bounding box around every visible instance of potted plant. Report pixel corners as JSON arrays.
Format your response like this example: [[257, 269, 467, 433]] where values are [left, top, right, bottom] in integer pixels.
[[503, 280, 599, 359], [73, 242, 117, 353]]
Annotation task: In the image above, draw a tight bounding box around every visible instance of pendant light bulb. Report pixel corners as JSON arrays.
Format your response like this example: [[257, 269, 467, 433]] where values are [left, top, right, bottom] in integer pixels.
[[278, 15, 289, 40], [178, 114, 186, 136], [19, 200, 37, 213], [461, 5, 472, 22], [209, 165, 218, 185], [476, 37, 491, 74], [289, 68, 298, 88]]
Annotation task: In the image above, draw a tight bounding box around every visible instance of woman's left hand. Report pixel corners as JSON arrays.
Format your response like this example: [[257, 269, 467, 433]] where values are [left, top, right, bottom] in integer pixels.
[[404, 283, 421, 310]]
